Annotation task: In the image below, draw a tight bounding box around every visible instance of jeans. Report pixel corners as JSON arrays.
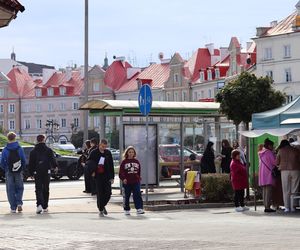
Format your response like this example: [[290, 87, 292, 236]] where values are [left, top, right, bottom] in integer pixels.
[[5, 171, 24, 210], [122, 183, 143, 211], [35, 173, 50, 209], [234, 189, 245, 207]]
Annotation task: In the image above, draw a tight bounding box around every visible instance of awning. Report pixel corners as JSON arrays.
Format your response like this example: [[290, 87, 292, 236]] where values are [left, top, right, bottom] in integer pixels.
[[239, 128, 299, 138], [281, 118, 300, 125], [80, 99, 221, 116]]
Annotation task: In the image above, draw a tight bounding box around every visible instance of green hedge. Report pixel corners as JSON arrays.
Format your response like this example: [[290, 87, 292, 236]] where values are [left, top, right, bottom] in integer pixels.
[[201, 174, 234, 202]]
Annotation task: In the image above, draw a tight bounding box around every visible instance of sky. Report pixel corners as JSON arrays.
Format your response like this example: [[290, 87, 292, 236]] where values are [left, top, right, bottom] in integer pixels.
[[0, 0, 298, 68]]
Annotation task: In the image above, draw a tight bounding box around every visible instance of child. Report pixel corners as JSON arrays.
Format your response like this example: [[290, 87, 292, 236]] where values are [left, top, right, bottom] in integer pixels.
[[230, 150, 249, 212], [119, 146, 144, 215]]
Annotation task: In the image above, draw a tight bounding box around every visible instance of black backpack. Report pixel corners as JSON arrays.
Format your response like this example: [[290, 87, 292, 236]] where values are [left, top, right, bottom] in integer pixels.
[[7, 147, 22, 173]]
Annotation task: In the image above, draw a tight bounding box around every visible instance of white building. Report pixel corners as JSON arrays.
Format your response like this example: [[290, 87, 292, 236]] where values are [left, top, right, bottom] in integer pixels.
[[254, 1, 300, 102]]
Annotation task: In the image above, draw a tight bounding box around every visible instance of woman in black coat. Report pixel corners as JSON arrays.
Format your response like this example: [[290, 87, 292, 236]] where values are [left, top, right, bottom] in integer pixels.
[[221, 139, 233, 174], [201, 141, 216, 174]]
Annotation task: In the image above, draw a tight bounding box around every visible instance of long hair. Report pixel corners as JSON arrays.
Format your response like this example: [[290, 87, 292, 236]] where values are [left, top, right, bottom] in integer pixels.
[[123, 146, 137, 160], [222, 139, 231, 148], [278, 139, 290, 150]]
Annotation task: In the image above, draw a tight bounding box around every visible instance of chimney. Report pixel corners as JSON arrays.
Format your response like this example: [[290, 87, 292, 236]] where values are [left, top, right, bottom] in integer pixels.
[[256, 27, 271, 37], [42, 68, 56, 85], [220, 47, 229, 61], [270, 20, 278, 27], [205, 43, 215, 55], [127, 67, 141, 80], [66, 66, 72, 81]]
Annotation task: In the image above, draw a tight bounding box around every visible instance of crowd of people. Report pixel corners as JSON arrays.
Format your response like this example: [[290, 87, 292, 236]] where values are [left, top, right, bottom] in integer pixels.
[[0, 132, 144, 216]]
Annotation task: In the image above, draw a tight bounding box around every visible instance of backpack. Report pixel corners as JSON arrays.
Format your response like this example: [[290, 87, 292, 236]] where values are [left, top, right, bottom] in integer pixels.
[[7, 147, 22, 173], [35, 149, 51, 174]]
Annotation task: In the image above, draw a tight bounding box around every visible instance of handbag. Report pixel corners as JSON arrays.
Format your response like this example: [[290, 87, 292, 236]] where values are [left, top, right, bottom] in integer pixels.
[[260, 156, 281, 178]]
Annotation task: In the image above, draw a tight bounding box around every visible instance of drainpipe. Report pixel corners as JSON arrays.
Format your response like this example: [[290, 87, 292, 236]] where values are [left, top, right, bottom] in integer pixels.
[[18, 96, 22, 139]]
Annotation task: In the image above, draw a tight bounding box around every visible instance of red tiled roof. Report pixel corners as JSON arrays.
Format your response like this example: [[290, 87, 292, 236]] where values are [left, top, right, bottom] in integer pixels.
[[104, 60, 132, 91], [259, 11, 298, 37], [7, 67, 35, 98], [117, 63, 170, 93]]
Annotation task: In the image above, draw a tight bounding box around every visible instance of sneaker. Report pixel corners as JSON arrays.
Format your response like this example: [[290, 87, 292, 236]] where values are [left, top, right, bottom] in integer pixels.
[[284, 208, 290, 213], [137, 209, 145, 214], [124, 210, 130, 216], [10, 209, 16, 214], [264, 208, 276, 213], [43, 208, 49, 213], [242, 206, 250, 211], [17, 205, 23, 213], [36, 205, 43, 214], [103, 207, 108, 215], [99, 211, 105, 217], [235, 207, 244, 212]]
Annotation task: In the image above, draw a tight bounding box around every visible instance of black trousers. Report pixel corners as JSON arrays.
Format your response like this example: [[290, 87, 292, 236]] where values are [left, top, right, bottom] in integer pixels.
[[234, 189, 245, 207], [35, 173, 50, 209], [84, 166, 91, 192], [96, 175, 112, 211]]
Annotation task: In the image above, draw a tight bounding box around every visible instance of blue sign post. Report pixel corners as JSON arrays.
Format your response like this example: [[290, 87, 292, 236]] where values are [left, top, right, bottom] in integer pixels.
[[138, 84, 152, 202]]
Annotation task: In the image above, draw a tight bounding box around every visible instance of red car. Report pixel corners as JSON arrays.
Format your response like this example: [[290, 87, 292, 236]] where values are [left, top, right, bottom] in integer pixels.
[[159, 144, 202, 178]]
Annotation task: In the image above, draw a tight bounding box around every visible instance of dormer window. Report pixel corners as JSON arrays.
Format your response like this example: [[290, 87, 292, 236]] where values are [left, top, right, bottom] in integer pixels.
[[35, 88, 42, 97], [215, 68, 220, 79], [59, 87, 66, 96], [200, 71, 205, 82], [207, 70, 212, 81], [47, 87, 54, 96], [93, 82, 100, 92]]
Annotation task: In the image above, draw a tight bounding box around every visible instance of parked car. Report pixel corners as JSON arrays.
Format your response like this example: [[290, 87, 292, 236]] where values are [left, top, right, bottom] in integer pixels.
[[0, 145, 81, 181], [108, 148, 120, 161], [159, 144, 202, 178]]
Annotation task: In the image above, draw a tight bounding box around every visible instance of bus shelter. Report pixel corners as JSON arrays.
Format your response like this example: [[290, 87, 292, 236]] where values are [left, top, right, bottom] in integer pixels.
[[80, 100, 234, 192]]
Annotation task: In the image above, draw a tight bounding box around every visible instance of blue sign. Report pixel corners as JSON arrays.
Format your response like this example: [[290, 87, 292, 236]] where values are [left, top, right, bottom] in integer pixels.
[[138, 84, 152, 116]]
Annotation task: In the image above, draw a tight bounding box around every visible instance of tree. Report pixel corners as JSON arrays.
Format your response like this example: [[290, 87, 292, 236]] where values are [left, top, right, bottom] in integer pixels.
[[71, 130, 100, 148], [215, 72, 286, 136]]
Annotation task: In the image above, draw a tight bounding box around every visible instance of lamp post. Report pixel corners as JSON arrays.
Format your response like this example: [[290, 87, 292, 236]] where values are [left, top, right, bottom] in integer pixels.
[[83, 0, 89, 142]]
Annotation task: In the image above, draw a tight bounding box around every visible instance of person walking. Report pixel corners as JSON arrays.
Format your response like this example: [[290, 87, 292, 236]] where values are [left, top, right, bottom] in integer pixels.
[[276, 139, 300, 212], [259, 138, 276, 213], [200, 141, 216, 174], [221, 139, 233, 174], [28, 135, 58, 214], [85, 138, 98, 195], [0, 132, 26, 213], [230, 150, 249, 212], [88, 139, 114, 217], [119, 146, 144, 215]]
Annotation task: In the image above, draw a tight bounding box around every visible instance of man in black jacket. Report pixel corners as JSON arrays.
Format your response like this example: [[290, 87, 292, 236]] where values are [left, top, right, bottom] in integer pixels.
[[29, 135, 58, 214], [87, 139, 114, 217]]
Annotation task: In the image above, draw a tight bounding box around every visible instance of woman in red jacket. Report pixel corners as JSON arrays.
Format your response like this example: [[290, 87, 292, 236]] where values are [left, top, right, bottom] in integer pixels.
[[119, 146, 144, 215], [230, 150, 249, 212]]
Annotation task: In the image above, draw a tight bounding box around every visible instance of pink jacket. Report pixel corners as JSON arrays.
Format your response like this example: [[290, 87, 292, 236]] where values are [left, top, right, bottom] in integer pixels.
[[258, 148, 276, 186]]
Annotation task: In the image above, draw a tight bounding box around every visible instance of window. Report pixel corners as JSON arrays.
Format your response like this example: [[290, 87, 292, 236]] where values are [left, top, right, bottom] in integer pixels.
[[8, 120, 15, 130], [73, 102, 79, 110], [285, 68, 292, 82], [0, 120, 3, 129], [286, 95, 293, 103], [23, 104, 30, 113], [61, 118, 67, 128], [60, 102, 66, 111], [201, 90, 205, 99], [200, 71, 205, 82], [215, 68, 220, 79], [207, 70, 212, 81], [47, 88, 54, 96], [36, 104, 41, 113], [0, 88, 4, 97], [174, 74, 179, 83], [194, 92, 198, 101], [182, 91, 187, 101], [9, 103, 15, 113], [94, 116, 100, 127], [24, 120, 31, 129], [0, 104, 3, 113], [36, 119, 42, 129], [284, 45, 291, 58], [59, 87, 66, 96], [264, 48, 273, 60], [266, 70, 273, 80], [166, 93, 171, 101], [93, 82, 100, 92], [74, 118, 79, 127], [35, 88, 42, 97], [48, 103, 54, 112], [174, 92, 179, 101], [208, 89, 212, 98]]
